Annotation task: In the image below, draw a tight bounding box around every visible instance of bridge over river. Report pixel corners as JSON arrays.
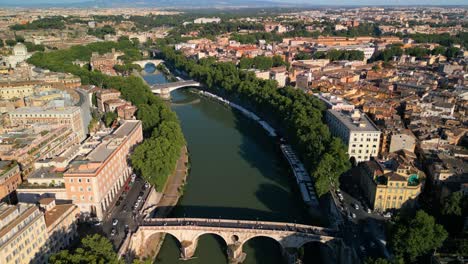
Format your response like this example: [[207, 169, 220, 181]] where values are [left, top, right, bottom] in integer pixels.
[[151, 80, 201, 99], [127, 218, 344, 264]]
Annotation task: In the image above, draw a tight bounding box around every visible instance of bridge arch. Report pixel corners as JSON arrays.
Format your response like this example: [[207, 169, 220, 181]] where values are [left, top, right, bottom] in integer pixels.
[[140, 231, 183, 258], [241, 235, 286, 263]]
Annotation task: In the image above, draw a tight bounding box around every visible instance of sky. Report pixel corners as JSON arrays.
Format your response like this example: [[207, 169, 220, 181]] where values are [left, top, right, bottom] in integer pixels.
[[0, 0, 466, 6]]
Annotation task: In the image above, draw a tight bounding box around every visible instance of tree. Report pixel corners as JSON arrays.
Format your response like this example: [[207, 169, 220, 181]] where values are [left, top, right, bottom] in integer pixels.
[[0, 38, 3, 48], [442, 191, 463, 216], [389, 210, 448, 262], [5, 39, 16, 46], [103, 112, 117, 127], [49, 234, 121, 264], [14, 35, 25, 43]]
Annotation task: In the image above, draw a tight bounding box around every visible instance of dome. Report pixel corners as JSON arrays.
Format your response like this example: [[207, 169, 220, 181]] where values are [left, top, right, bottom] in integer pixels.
[[13, 43, 28, 56]]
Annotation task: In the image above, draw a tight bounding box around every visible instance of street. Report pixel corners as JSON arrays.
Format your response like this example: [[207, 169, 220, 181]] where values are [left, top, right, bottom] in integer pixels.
[[100, 177, 151, 249]]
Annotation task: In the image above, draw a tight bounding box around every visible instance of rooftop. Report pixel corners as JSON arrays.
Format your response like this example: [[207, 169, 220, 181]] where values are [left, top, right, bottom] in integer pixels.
[[8, 106, 81, 116], [328, 109, 380, 132], [43, 203, 77, 228]]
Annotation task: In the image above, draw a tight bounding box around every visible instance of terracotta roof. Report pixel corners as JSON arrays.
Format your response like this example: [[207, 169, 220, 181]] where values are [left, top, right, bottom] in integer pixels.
[[38, 197, 55, 205], [44, 204, 77, 228]]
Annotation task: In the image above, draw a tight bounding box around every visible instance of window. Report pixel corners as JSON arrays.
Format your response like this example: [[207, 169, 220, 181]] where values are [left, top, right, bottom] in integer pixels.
[[70, 179, 73, 183], [79, 187, 83, 192], [86, 179, 90, 183], [78, 178, 82, 183], [89, 196, 93, 201], [87, 187, 92, 192]]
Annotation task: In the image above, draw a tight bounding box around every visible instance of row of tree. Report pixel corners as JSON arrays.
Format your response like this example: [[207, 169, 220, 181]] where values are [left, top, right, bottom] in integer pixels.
[[27, 38, 185, 191], [10, 16, 66, 30], [238, 55, 288, 70], [295, 49, 365, 62], [158, 46, 350, 197]]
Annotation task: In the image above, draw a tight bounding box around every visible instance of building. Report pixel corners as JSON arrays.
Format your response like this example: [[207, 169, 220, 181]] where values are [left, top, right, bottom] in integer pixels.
[[295, 73, 310, 90], [0, 203, 48, 264], [326, 109, 381, 163], [39, 198, 79, 260], [89, 49, 123, 76], [358, 160, 423, 211], [0, 81, 40, 100], [389, 130, 417, 153], [63, 120, 143, 219], [5, 43, 31, 68], [194, 17, 221, 24], [8, 107, 86, 141], [0, 161, 21, 201], [96, 89, 121, 112], [314, 44, 376, 60], [315, 93, 355, 112], [270, 66, 287, 87]]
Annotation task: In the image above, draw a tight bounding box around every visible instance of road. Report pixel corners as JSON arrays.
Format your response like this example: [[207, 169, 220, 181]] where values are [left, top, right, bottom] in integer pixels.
[[75, 88, 92, 135], [101, 177, 151, 249], [335, 169, 389, 261]]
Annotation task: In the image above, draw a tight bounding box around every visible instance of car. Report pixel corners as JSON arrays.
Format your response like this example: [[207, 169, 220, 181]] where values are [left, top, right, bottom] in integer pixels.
[[139, 191, 144, 196], [351, 213, 357, 218], [131, 174, 136, 182], [144, 182, 150, 189], [93, 221, 102, 226], [353, 203, 360, 210], [384, 212, 392, 218], [137, 196, 143, 202], [366, 208, 372, 214], [111, 228, 116, 236], [112, 219, 119, 226]]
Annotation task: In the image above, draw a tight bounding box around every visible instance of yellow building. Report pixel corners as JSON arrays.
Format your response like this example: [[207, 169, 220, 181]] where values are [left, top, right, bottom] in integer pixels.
[[0, 203, 48, 264], [359, 160, 424, 211]]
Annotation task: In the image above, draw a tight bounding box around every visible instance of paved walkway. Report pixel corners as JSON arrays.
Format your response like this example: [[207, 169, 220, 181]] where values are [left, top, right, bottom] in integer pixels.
[[152, 146, 188, 217]]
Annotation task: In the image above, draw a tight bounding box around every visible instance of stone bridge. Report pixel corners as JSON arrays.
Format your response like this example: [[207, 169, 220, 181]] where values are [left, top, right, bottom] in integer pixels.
[[128, 218, 344, 263], [151, 80, 201, 99], [133, 59, 163, 68]]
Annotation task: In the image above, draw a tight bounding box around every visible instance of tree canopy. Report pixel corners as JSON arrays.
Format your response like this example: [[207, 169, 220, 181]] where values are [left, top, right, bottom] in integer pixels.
[[389, 210, 448, 262], [49, 234, 121, 264]]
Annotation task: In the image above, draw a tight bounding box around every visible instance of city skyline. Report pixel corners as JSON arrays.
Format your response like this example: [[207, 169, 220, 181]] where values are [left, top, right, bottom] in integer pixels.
[[0, 0, 467, 7]]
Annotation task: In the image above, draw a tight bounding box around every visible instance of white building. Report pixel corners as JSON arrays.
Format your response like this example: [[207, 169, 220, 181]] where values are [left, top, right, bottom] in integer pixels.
[[326, 109, 381, 163], [194, 17, 221, 24], [6, 43, 32, 68]]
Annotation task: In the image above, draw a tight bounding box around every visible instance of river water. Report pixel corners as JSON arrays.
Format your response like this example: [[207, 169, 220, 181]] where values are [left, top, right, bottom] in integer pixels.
[[143, 67, 317, 264]]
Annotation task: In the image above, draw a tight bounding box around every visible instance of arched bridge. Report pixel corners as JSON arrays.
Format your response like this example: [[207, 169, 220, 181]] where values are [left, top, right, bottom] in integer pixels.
[[133, 59, 163, 68], [128, 218, 343, 263], [151, 80, 201, 99]]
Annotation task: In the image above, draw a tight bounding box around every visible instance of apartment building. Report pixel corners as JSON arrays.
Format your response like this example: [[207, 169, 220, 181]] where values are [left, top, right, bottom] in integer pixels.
[[7, 106, 85, 141], [63, 120, 143, 219], [96, 89, 121, 112], [326, 109, 381, 163], [359, 160, 424, 211], [0, 161, 21, 201], [39, 198, 79, 260], [0, 203, 48, 264], [0, 81, 40, 100]]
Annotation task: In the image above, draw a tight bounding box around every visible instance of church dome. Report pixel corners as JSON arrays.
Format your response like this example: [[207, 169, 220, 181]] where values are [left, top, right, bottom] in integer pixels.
[[13, 43, 28, 56]]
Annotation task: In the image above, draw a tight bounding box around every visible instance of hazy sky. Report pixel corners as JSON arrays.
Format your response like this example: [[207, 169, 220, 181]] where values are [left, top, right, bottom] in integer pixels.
[[0, 0, 466, 6]]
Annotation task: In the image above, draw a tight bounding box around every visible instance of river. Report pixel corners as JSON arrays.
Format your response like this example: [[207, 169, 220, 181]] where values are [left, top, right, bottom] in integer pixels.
[[142, 65, 319, 264]]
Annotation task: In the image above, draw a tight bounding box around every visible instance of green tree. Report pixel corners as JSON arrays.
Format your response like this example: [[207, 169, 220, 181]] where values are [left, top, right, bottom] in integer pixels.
[[389, 210, 448, 262], [15, 35, 25, 43], [103, 111, 117, 127], [49, 234, 121, 264], [442, 191, 463, 216], [5, 39, 16, 46], [0, 38, 3, 48]]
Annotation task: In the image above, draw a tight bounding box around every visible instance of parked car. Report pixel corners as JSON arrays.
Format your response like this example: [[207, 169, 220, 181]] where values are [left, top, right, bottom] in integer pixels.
[[353, 203, 360, 210], [144, 182, 150, 189], [112, 219, 119, 226], [111, 228, 116, 236], [384, 212, 392, 218], [351, 213, 357, 219]]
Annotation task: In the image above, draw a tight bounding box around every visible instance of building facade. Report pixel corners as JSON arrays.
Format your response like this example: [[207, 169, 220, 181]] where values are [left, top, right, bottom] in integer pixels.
[[326, 109, 381, 163], [63, 120, 143, 219], [0, 203, 48, 264], [0, 161, 21, 201], [7, 107, 85, 141]]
